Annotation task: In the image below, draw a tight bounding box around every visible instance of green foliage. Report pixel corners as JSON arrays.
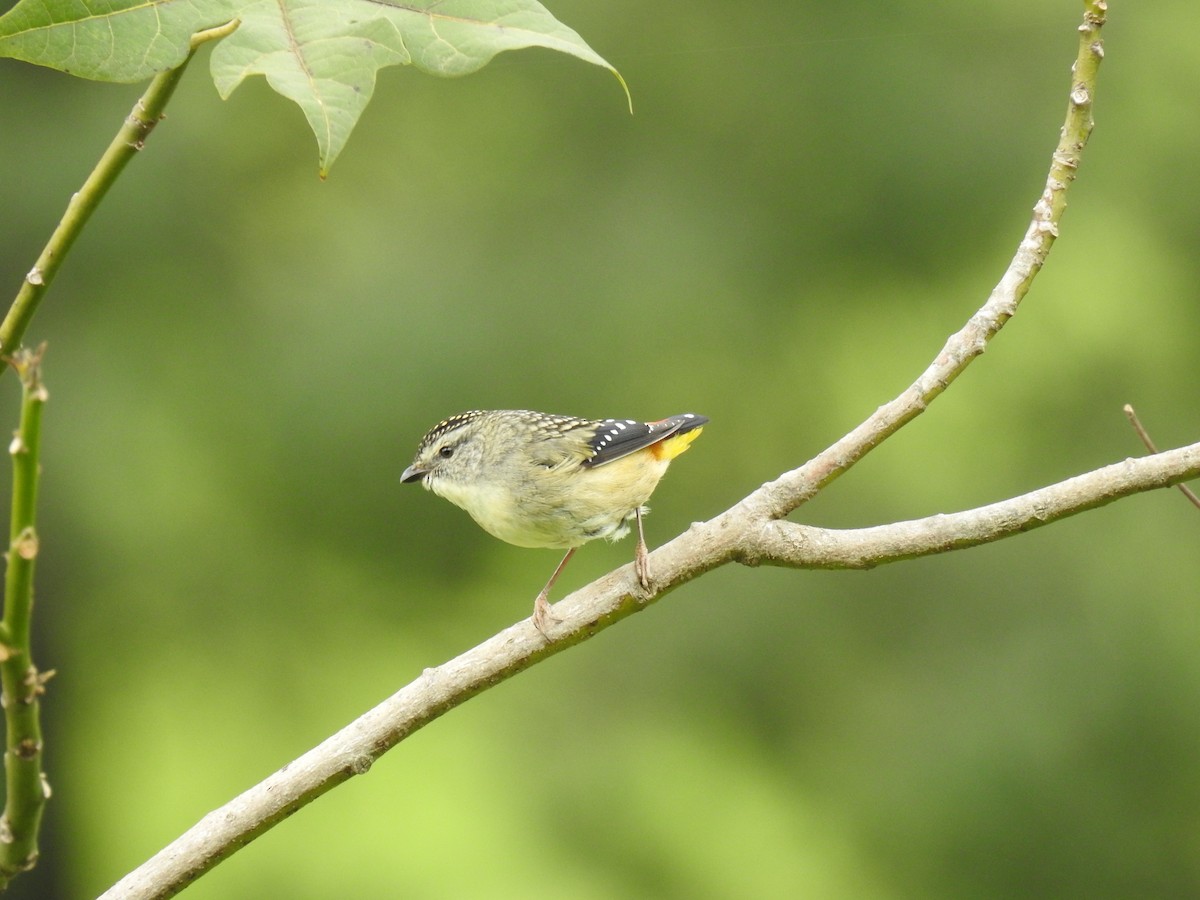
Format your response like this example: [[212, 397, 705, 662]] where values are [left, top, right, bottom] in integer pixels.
[[0, 0, 238, 80], [0, 0, 627, 172]]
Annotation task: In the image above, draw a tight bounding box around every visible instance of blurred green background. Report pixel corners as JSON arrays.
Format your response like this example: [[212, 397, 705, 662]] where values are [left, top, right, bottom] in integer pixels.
[[2, 1, 1200, 897]]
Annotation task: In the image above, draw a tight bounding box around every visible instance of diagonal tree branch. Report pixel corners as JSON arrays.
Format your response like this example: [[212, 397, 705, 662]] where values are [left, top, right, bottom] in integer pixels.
[[100, 438, 1198, 900], [99, 3, 1153, 899]]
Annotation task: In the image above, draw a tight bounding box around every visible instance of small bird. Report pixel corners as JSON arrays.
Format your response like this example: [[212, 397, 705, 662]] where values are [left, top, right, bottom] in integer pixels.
[[401, 409, 708, 634]]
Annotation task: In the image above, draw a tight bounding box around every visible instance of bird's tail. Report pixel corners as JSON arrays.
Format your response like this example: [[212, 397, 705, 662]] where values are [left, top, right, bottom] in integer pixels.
[[651, 413, 707, 461]]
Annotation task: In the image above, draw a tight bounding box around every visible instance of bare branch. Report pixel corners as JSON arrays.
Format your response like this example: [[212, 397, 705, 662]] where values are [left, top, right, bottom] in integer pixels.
[[744, 0, 1107, 523], [1124, 404, 1200, 509], [749, 442, 1200, 569], [100, 436, 1199, 900], [100, 4, 1142, 898]]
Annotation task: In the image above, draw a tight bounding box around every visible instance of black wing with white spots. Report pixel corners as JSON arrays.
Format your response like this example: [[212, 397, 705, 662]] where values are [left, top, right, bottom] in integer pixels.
[[582, 413, 708, 468]]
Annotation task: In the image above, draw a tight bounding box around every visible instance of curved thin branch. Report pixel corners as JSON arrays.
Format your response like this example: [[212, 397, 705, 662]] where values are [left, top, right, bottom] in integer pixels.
[[744, 0, 1107, 523]]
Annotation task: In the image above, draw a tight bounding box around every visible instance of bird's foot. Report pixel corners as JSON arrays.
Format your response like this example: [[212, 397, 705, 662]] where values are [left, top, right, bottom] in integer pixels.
[[633, 539, 653, 600], [532, 592, 559, 638]]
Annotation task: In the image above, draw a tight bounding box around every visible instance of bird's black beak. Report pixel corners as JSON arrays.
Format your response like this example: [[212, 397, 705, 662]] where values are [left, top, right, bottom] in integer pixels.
[[400, 465, 427, 484]]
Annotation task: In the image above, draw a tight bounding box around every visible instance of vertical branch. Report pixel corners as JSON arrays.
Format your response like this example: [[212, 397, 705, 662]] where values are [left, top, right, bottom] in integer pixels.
[[0, 345, 50, 886]]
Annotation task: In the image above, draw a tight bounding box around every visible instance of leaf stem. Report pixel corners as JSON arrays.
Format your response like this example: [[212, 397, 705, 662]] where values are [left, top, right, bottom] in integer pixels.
[[0, 19, 239, 365], [0, 345, 50, 887]]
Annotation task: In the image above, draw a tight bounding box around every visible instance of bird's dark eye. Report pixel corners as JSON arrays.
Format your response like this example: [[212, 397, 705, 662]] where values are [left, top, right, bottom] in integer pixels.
[[438, 445, 454, 459]]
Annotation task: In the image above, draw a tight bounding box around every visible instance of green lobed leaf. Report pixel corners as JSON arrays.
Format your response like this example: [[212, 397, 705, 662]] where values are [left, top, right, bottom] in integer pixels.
[[0, 0, 238, 82], [0, 0, 628, 175], [209, 0, 629, 175]]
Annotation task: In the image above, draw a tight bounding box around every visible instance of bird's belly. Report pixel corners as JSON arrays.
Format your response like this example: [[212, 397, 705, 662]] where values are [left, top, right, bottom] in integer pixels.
[[441, 453, 670, 550]]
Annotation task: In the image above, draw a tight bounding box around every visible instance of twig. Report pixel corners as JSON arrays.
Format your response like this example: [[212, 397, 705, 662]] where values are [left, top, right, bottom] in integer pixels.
[[0, 345, 51, 887], [1124, 404, 1200, 509], [753, 443, 1200, 568], [0, 20, 239, 366]]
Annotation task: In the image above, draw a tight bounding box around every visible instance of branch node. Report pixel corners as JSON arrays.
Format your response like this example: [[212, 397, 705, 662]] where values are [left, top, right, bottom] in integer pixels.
[[11, 529, 38, 562], [24, 667, 54, 698], [14, 739, 40, 761]]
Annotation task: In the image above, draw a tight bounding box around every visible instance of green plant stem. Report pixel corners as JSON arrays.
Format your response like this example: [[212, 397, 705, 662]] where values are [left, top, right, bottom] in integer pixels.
[[0, 19, 239, 365], [0, 20, 238, 889], [0, 346, 49, 886]]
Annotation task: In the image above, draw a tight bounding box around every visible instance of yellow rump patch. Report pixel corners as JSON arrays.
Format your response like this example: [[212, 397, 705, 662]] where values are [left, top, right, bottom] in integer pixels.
[[651, 426, 704, 461]]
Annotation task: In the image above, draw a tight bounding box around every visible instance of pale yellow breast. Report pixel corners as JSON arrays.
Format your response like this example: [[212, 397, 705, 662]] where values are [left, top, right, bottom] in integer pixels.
[[432, 451, 672, 550]]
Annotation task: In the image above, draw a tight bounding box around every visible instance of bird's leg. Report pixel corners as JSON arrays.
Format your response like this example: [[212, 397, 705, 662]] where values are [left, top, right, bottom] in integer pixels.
[[532, 547, 576, 637], [634, 507, 651, 591]]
